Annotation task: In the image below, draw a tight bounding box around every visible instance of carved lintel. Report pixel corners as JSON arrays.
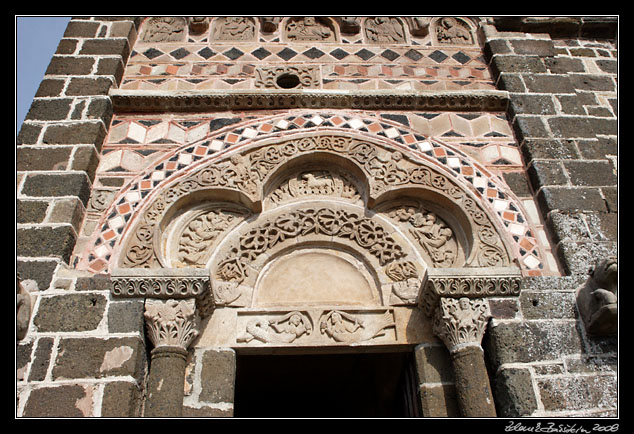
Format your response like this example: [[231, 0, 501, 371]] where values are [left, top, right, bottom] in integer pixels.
[[144, 298, 200, 350], [111, 268, 214, 317], [433, 297, 490, 352], [419, 267, 521, 316]]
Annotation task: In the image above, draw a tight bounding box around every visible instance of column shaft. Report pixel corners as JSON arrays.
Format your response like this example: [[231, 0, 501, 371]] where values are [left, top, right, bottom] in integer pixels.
[[450, 345, 496, 417], [144, 346, 189, 417]]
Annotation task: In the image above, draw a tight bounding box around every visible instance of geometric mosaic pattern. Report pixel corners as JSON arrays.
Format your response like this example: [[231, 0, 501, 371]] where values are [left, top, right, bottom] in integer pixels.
[[76, 110, 550, 276], [122, 43, 495, 92]]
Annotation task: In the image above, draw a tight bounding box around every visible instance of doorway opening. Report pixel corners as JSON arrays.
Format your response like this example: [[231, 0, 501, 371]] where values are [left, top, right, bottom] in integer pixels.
[[234, 351, 420, 418]]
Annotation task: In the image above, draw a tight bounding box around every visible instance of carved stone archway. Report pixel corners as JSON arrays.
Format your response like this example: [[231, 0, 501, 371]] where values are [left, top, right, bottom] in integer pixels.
[[101, 119, 524, 417]]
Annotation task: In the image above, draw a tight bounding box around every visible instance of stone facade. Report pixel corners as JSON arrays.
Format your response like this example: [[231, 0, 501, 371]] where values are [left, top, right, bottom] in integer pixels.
[[17, 16, 617, 419]]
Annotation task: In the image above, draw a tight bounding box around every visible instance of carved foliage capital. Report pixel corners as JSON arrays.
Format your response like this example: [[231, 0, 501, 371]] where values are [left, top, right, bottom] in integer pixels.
[[433, 297, 490, 352], [144, 298, 200, 350]]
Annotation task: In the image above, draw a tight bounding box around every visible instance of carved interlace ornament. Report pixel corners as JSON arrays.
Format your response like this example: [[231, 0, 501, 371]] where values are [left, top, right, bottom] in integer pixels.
[[216, 207, 406, 284], [433, 297, 490, 352], [119, 134, 510, 271], [144, 298, 199, 350]]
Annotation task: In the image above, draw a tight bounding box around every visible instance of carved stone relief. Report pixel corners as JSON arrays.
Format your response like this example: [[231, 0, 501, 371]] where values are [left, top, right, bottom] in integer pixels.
[[364, 17, 406, 44], [266, 167, 362, 208], [141, 17, 187, 43], [212, 17, 256, 41], [166, 204, 249, 268], [433, 17, 474, 45], [383, 203, 460, 268], [432, 297, 490, 352], [144, 298, 200, 349], [385, 261, 422, 305], [576, 257, 618, 336], [284, 17, 337, 42], [254, 65, 320, 89], [236, 309, 396, 346], [118, 134, 512, 274]]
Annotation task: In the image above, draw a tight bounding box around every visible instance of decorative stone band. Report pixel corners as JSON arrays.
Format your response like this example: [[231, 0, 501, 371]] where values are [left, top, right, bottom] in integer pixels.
[[109, 89, 509, 113], [419, 267, 521, 352], [111, 268, 214, 317], [418, 267, 522, 317]]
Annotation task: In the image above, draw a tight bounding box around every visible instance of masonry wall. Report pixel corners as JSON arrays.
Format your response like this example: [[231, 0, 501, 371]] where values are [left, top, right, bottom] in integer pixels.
[[16, 16, 617, 418]]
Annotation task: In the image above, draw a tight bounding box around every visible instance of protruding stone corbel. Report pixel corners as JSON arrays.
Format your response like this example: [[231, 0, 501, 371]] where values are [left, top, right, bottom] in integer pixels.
[[576, 257, 618, 336], [418, 267, 521, 417]]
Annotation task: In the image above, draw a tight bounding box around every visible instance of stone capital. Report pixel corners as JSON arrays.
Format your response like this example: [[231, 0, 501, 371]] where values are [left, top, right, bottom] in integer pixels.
[[144, 298, 200, 350], [432, 296, 491, 353]]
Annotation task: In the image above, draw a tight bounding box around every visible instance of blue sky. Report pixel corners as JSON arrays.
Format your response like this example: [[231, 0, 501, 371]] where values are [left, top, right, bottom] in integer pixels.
[[16, 16, 71, 133]]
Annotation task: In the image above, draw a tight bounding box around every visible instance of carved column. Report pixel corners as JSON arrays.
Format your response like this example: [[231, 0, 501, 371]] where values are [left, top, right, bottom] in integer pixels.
[[143, 298, 200, 417], [432, 297, 496, 417]]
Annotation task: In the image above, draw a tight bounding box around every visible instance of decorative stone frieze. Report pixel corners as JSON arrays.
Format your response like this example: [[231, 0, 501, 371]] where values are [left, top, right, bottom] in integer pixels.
[[109, 89, 510, 113], [235, 309, 396, 347], [418, 267, 522, 316], [111, 268, 214, 317], [254, 65, 320, 89]]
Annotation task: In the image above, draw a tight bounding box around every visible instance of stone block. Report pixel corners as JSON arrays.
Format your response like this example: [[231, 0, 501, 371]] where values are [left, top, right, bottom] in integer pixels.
[[490, 55, 547, 76], [21, 172, 92, 205], [199, 348, 236, 404], [520, 290, 577, 320], [493, 367, 538, 417], [509, 94, 556, 116], [414, 344, 454, 384], [523, 74, 576, 94], [537, 186, 607, 213], [17, 226, 76, 262], [520, 138, 579, 162], [28, 337, 55, 381], [42, 121, 107, 147], [34, 293, 107, 332], [512, 115, 550, 141], [66, 77, 113, 96], [537, 374, 617, 412], [16, 259, 58, 292], [16, 123, 43, 145], [75, 273, 112, 291], [544, 56, 586, 74], [25, 98, 72, 121], [486, 320, 583, 366], [564, 161, 617, 187], [64, 20, 101, 38], [509, 39, 556, 57], [419, 384, 460, 417], [45, 56, 95, 75], [52, 336, 146, 381], [79, 38, 130, 58], [22, 384, 96, 417], [17, 200, 49, 224], [101, 381, 143, 417], [17, 146, 73, 171], [108, 300, 145, 333], [527, 161, 568, 189], [569, 74, 616, 92]]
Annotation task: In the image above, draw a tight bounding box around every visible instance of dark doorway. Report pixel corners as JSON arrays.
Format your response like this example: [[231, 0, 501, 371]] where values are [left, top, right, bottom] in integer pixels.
[[234, 351, 419, 418]]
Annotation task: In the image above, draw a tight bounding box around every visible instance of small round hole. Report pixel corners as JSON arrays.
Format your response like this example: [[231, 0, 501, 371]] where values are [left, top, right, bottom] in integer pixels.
[[276, 73, 301, 89]]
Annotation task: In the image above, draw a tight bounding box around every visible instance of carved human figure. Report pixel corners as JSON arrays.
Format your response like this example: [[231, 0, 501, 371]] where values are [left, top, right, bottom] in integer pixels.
[[237, 311, 312, 344], [285, 17, 335, 41], [319, 310, 395, 343], [141, 17, 187, 42], [435, 17, 473, 45], [213, 17, 255, 40]]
